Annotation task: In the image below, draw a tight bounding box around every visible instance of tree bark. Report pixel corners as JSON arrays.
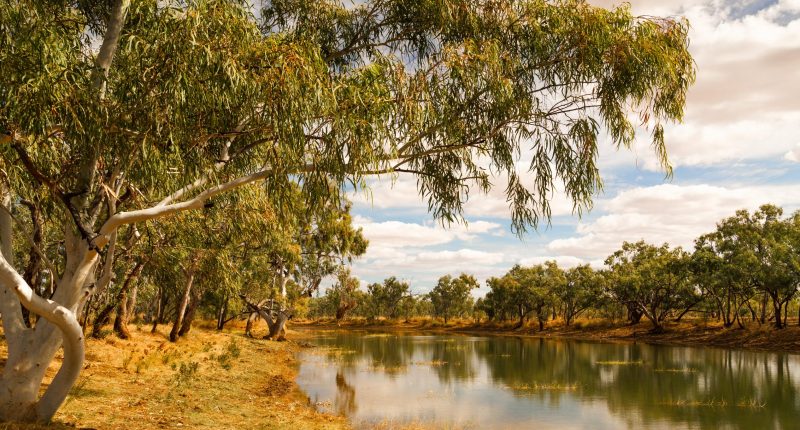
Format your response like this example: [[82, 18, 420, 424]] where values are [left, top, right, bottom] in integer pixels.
[[113, 261, 146, 339], [127, 282, 139, 323], [177, 286, 201, 338], [169, 269, 196, 342], [91, 302, 115, 338], [772, 295, 783, 329], [151, 287, 163, 333], [216, 294, 229, 330]]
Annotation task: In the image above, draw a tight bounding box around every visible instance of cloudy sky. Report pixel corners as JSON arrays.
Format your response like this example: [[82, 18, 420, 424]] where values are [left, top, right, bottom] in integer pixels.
[[346, 0, 800, 295]]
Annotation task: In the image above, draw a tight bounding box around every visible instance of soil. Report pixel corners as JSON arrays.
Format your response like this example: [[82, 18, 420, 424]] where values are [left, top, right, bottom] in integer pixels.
[[296, 317, 800, 354]]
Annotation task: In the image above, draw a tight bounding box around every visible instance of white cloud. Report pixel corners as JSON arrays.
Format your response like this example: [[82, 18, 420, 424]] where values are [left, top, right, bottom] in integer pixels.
[[354, 216, 502, 248], [350, 217, 508, 290], [784, 143, 800, 162], [590, 0, 800, 170], [517, 255, 587, 269], [548, 183, 800, 259]]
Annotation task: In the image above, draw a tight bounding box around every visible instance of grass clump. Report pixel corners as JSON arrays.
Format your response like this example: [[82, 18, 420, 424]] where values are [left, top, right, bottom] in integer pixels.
[[173, 361, 200, 386]]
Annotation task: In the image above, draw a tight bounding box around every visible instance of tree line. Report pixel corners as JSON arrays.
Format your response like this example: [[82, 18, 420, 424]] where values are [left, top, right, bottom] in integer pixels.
[[311, 204, 800, 332]]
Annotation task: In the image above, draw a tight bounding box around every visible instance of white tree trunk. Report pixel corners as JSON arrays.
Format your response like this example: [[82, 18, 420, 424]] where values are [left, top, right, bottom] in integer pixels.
[[0, 217, 92, 421]]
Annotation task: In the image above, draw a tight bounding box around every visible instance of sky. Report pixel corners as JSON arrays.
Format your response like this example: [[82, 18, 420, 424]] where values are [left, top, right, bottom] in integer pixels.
[[345, 0, 800, 296]]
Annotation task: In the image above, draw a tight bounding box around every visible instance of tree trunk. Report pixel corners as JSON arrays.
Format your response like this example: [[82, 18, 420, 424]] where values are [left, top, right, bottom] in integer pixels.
[[91, 303, 115, 338], [266, 310, 290, 340], [151, 287, 162, 334], [0, 227, 94, 422], [245, 311, 258, 337], [773, 295, 783, 329], [177, 298, 198, 337], [514, 304, 525, 329], [169, 270, 195, 342], [113, 261, 146, 339], [127, 282, 139, 323], [627, 305, 643, 324], [20, 199, 43, 328], [216, 295, 228, 330], [178, 284, 202, 338], [240, 295, 290, 341]]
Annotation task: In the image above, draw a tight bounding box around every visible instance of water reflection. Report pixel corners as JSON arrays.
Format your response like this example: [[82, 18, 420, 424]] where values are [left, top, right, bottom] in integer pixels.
[[296, 330, 800, 429]]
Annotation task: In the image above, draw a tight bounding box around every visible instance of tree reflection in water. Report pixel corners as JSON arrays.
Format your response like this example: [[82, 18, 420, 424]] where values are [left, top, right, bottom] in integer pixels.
[[298, 330, 800, 429]]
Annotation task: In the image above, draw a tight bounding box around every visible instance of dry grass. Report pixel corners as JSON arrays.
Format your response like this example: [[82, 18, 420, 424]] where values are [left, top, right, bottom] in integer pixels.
[[1, 323, 348, 430]]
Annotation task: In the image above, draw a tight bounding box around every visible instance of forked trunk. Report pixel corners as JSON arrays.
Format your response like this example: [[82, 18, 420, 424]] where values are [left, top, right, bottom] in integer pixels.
[[0, 230, 95, 422], [773, 296, 783, 329], [266, 310, 290, 341]]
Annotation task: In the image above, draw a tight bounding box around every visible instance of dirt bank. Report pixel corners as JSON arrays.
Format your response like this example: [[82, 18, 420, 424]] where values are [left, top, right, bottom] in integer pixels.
[[296, 318, 800, 354]]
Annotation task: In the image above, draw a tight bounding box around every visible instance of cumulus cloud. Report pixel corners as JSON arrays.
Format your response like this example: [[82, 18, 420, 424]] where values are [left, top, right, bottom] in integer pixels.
[[354, 216, 503, 248], [517, 255, 588, 269], [591, 0, 800, 170], [548, 183, 800, 259], [349, 217, 509, 289], [784, 143, 800, 162]]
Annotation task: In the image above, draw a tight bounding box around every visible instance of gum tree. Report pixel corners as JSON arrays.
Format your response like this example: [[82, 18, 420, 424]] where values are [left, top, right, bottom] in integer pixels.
[[605, 241, 698, 332], [713, 205, 800, 329], [0, 0, 693, 422], [559, 264, 604, 326], [428, 274, 478, 323]]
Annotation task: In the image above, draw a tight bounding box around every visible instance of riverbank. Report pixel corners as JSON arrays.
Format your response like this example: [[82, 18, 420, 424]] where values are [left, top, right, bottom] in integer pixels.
[[1, 323, 348, 430], [296, 318, 800, 354]]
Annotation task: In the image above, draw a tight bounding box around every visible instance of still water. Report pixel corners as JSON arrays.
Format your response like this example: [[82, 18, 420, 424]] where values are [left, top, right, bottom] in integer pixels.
[[295, 330, 800, 429]]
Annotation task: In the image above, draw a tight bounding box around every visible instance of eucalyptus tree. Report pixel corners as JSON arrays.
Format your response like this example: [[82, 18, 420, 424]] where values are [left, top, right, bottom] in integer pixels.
[[0, 0, 693, 422], [366, 276, 411, 319], [711, 205, 800, 329], [331, 267, 362, 322], [483, 276, 517, 321], [511, 262, 563, 330], [605, 241, 698, 332], [297, 201, 368, 296], [559, 264, 604, 326], [428, 274, 478, 323], [692, 229, 756, 328]]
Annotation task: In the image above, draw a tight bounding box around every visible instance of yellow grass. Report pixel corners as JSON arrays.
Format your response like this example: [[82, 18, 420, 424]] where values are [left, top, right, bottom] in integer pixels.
[[1, 323, 348, 430]]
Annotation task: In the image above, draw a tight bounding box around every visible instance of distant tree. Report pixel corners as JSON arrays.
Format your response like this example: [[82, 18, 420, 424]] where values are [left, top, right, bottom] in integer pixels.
[[605, 241, 699, 332], [483, 276, 517, 322], [514, 262, 564, 330], [428, 274, 478, 323], [331, 268, 362, 323], [559, 265, 605, 326], [707, 205, 800, 329], [367, 277, 411, 319], [692, 230, 756, 329]]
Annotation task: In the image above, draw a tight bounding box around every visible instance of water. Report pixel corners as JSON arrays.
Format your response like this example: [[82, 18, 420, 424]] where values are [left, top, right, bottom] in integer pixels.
[[295, 329, 800, 429]]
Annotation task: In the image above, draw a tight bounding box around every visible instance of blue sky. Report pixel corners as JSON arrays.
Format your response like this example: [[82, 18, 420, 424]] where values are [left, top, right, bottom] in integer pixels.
[[345, 0, 800, 295]]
